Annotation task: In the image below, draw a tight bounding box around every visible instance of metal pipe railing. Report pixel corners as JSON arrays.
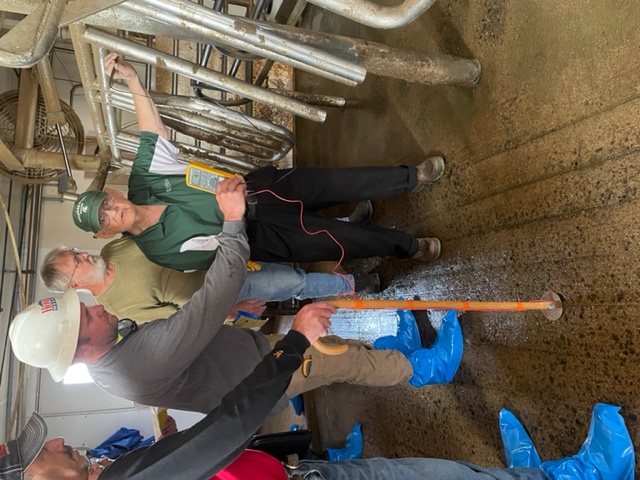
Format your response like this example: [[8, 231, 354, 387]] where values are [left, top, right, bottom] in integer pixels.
[[305, 0, 436, 29], [123, 0, 365, 86], [104, 87, 294, 162], [68, 23, 114, 190], [116, 132, 255, 173], [81, 26, 327, 122], [93, 45, 122, 165], [0, 0, 65, 67]]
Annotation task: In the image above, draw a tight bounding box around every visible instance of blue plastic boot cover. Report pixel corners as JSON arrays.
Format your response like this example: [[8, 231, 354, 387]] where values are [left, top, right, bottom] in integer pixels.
[[327, 423, 363, 462], [541, 403, 635, 480], [373, 309, 422, 357], [407, 310, 463, 387], [499, 408, 542, 468]]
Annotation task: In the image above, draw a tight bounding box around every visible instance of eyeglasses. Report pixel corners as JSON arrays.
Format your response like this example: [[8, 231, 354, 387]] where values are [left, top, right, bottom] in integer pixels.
[[98, 195, 115, 229], [116, 318, 138, 344], [68, 248, 81, 286]]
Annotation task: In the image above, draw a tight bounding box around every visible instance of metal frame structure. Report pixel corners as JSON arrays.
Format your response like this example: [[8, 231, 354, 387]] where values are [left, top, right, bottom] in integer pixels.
[[0, 0, 482, 190]]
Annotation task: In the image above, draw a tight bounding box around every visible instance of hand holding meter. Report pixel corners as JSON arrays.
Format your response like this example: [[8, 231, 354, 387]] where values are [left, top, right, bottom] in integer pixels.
[[186, 161, 235, 194]]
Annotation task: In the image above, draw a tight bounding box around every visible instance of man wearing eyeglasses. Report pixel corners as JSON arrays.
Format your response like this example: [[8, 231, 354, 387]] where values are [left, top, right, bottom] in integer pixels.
[[70, 53, 444, 273], [39, 239, 379, 325]]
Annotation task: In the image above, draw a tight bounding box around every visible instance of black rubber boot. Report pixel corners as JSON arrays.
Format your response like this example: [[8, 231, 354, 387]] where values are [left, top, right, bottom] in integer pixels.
[[354, 273, 381, 294]]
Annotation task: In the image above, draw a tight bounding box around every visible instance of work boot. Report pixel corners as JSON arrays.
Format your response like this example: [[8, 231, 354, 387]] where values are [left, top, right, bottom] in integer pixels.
[[412, 156, 445, 193], [411, 237, 441, 262], [407, 310, 463, 388], [354, 273, 381, 294], [499, 408, 542, 468], [541, 403, 635, 480], [326, 423, 363, 462], [336, 200, 373, 225], [373, 309, 421, 357]]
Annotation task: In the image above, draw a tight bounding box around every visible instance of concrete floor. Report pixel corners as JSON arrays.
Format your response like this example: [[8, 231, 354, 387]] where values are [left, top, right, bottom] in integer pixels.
[[292, 0, 640, 469]]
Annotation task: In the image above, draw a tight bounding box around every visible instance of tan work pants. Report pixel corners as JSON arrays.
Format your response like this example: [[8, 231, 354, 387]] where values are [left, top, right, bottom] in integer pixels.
[[267, 334, 413, 397]]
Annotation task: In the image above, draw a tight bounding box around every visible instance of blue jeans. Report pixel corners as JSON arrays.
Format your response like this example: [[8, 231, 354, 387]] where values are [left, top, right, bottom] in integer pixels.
[[294, 458, 549, 480], [237, 262, 353, 301]]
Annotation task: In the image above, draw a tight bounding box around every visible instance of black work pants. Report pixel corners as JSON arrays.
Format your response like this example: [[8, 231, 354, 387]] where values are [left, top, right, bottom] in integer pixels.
[[244, 165, 420, 262]]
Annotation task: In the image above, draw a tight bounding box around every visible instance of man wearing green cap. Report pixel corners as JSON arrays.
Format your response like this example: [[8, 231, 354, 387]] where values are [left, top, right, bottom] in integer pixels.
[[71, 53, 444, 273]]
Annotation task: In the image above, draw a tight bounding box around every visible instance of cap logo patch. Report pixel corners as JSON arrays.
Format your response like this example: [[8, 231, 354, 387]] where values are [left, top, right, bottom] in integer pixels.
[[73, 201, 88, 220], [0, 443, 9, 458], [38, 297, 59, 314]]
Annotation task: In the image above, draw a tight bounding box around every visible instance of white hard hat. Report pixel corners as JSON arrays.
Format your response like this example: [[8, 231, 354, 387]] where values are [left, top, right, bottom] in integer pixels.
[[9, 289, 81, 382]]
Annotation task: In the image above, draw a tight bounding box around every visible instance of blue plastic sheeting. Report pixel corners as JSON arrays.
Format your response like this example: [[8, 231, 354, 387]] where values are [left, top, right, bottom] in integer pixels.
[[89, 427, 155, 459], [499, 408, 542, 468]]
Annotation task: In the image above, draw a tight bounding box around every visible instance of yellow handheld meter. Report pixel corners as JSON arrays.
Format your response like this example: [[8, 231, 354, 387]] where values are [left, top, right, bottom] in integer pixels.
[[186, 161, 235, 194]]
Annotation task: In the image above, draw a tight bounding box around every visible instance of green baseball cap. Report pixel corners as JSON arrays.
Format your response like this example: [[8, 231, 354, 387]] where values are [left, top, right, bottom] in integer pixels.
[[72, 190, 106, 233]]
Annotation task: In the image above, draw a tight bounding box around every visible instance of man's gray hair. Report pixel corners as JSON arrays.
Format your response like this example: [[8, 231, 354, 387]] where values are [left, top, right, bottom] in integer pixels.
[[40, 245, 73, 292]]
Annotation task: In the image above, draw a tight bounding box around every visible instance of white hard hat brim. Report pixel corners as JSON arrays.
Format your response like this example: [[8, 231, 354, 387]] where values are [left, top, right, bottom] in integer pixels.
[[48, 289, 81, 382]]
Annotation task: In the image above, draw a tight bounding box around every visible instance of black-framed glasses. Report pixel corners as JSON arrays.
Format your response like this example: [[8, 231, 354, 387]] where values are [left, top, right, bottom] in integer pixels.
[[116, 318, 138, 343]]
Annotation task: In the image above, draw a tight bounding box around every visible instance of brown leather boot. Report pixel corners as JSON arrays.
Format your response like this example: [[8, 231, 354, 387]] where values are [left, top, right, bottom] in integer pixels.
[[412, 156, 445, 193], [411, 237, 441, 261]]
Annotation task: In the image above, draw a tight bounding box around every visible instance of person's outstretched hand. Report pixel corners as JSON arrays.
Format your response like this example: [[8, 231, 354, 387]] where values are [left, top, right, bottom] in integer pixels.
[[216, 175, 246, 222], [105, 52, 138, 82], [291, 302, 336, 345]]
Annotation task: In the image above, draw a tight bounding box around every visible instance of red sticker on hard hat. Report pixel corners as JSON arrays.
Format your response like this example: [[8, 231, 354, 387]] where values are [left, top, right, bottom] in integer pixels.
[[38, 298, 59, 314], [0, 443, 9, 458]]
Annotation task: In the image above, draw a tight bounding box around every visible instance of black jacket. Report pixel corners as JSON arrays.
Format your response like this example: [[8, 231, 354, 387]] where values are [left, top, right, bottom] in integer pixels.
[[100, 330, 309, 480]]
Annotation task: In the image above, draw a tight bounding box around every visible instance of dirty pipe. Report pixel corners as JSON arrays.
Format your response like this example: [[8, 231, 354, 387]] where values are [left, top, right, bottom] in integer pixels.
[[68, 24, 114, 190], [259, 23, 481, 87], [125, 0, 365, 86], [305, 0, 435, 29], [0, 0, 66, 67], [82, 26, 327, 123]]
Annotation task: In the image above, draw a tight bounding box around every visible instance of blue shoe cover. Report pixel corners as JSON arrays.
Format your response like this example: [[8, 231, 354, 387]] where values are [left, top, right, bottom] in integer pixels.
[[407, 310, 463, 387], [373, 309, 421, 357], [327, 423, 363, 462], [499, 409, 542, 468], [289, 394, 304, 416], [541, 403, 635, 480]]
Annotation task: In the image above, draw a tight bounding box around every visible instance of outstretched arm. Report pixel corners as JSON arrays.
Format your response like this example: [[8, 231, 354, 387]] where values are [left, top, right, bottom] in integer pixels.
[[105, 52, 168, 139], [99, 304, 333, 480], [99, 330, 309, 480]]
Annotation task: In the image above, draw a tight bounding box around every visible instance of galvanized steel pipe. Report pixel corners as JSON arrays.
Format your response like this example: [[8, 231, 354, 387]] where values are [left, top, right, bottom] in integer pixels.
[[305, 0, 436, 29], [116, 132, 255, 173], [68, 24, 115, 189], [0, 0, 65, 67], [124, 0, 365, 86], [82, 27, 327, 122]]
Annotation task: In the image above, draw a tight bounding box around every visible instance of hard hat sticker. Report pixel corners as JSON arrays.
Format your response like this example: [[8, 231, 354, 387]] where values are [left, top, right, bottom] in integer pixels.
[[38, 298, 59, 314]]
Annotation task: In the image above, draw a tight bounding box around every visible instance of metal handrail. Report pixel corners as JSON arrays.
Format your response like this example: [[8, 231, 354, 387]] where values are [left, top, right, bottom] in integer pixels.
[[305, 0, 436, 29]]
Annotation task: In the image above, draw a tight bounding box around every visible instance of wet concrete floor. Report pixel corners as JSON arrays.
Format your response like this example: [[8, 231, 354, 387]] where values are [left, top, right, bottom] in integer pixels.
[[292, 0, 640, 469]]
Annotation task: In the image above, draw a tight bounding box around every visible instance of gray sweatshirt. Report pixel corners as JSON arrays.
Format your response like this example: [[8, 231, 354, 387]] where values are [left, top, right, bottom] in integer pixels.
[[88, 221, 287, 414]]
